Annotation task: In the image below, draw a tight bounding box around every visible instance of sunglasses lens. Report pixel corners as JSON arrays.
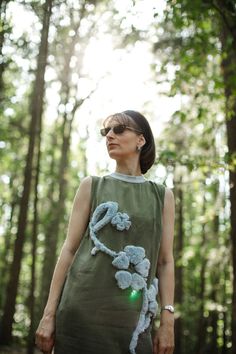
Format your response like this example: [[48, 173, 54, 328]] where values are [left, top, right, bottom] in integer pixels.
[[100, 125, 127, 136], [113, 125, 126, 134], [100, 127, 110, 136]]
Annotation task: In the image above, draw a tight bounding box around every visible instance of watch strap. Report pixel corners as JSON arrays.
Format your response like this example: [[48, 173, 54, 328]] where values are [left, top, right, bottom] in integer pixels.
[[160, 305, 175, 313]]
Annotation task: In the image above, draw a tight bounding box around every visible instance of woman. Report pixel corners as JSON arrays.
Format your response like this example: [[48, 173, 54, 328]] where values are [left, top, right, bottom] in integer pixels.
[[36, 110, 175, 354]]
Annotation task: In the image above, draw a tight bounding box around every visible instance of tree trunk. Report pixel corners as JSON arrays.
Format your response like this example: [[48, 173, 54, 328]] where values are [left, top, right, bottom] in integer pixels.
[[196, 191, 207, 354], [208, 288, 218, 354], [221, 304, 227, 354], [220, 21, 236, 353], [209, 182, 220, 354], [39, 118, 72, 312], [0, 0, 10, 102], [0, 0, 53, 344], [27, 97, 43, 354], [173, 175, 183, 354], [0, 181, 19, 311]]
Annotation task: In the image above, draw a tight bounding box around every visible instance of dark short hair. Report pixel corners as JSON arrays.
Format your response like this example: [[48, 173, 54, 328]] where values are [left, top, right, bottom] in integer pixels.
[[122, 110, 156, 174]]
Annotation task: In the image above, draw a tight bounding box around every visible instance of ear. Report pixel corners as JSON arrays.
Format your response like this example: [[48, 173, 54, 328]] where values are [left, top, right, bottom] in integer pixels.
[[137, 134, 146, 148]]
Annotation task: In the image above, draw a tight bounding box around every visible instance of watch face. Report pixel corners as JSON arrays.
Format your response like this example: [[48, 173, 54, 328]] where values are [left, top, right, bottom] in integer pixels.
[[162, 305, 174, 313], [167, 305, 174, 313]]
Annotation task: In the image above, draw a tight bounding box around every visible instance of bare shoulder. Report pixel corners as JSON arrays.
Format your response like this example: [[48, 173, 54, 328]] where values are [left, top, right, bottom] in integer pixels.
[[74, 176, 92, 205], [79, 176, 92, 189], [77, 176, 92, 190], [164, 187, 175, 205], [163, 187, 175, 216]]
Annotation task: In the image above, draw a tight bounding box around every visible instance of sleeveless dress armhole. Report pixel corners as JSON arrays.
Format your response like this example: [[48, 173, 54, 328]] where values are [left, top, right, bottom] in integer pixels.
[[151, 182, 165, 246], [151, 181, 166, 212], [90, 175, 100, 213], [77, 176, 100, 240], [159, 183, 166, 212]]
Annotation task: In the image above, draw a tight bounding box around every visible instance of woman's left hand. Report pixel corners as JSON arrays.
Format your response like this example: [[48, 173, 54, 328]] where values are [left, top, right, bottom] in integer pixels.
[[153, 322, 175, 354]]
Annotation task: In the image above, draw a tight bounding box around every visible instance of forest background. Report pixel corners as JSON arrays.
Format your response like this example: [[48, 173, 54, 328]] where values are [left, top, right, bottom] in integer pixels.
[[0, 0, 236, 353]]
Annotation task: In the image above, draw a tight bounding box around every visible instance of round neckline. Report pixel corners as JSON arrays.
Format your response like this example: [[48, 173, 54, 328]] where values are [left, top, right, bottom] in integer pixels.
[[108, 172, 147, 184]]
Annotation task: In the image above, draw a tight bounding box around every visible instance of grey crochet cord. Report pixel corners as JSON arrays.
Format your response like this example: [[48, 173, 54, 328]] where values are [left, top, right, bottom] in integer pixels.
[[89, 201, 159, 354]]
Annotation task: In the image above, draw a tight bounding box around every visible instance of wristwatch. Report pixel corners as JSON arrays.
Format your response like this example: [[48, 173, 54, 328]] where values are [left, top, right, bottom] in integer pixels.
[[161, 305, 175, 313]]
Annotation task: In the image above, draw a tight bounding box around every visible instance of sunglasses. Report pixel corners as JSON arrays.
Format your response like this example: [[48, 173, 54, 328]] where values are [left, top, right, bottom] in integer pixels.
[[100, 124, 143, 137]]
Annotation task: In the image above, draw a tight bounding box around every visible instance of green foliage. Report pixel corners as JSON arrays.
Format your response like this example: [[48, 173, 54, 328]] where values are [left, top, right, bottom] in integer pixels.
[[151, 0, 234, 352]]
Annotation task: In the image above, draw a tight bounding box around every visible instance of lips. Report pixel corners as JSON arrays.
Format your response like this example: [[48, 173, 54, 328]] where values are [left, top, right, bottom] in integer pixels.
[[108, 143, 119, 148]]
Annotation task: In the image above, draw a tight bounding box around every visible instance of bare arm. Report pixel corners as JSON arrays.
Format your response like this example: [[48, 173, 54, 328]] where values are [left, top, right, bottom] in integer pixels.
[[35, 176, 92, 353], [153, 188, 175, 354]]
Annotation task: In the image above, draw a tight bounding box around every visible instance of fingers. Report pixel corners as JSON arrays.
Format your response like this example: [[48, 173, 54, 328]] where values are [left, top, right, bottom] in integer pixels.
[[35, 328, 54, 353], [35, 317, 55, 353], [156, 343, 165, 354], [154, 335, 174, 354], [156, 343, 174, 354], [154, 323, 174, 354]]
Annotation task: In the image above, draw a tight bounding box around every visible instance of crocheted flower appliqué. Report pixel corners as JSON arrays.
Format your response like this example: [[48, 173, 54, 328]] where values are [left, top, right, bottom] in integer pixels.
[[111, 212, 131, 231], [89, 201, 159, 354]]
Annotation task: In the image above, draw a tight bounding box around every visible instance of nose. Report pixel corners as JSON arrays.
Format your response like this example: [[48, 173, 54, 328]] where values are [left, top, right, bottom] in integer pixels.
[[106, 128, 115, 139]]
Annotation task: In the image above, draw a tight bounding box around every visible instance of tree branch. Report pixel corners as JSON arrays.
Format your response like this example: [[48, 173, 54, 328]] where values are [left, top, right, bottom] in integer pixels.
[[211, 0, 236, 44]]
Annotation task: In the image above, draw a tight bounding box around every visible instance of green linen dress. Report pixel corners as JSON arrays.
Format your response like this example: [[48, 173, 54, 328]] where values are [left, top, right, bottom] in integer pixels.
[[55, 173, 165, 354]]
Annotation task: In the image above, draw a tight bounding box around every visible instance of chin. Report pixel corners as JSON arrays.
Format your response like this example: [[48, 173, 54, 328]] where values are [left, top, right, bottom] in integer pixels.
[[108, 152, 120, 159], [107, 150, 124, 160]]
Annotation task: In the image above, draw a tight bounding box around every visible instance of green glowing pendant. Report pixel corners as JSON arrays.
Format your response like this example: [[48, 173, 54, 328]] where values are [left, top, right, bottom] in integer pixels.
[[129, 290, 141, 301]]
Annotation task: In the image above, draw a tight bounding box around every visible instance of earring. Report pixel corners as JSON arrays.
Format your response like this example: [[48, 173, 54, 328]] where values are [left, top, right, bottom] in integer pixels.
[[136, 146, 142, 152]]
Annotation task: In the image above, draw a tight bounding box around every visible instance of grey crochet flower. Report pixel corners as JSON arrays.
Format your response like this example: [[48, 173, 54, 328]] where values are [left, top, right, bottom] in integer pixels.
[[134, 258, 150, 278], [124, 245, 145, 265], [112, 252, 130, 269], [131, 273, 146, 291], [115, 270, 132, 289], [111, 212, 131, 231]]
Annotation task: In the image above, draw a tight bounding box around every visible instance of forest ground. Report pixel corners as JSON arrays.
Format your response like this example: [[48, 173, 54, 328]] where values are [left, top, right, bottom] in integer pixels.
[[0, 347, 41, 354]]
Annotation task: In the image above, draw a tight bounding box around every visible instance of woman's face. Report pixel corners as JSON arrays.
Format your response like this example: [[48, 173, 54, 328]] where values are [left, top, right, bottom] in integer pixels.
[[104, 118, 145, 161]]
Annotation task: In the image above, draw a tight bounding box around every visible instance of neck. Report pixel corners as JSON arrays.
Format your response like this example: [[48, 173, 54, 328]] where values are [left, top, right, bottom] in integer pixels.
[[115, 160, 142, 176]]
